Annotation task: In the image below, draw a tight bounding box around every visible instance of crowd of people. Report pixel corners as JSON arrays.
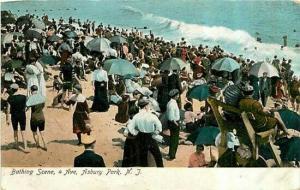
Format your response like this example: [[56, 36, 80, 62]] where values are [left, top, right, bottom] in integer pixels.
[[1, 11, 300, 167]]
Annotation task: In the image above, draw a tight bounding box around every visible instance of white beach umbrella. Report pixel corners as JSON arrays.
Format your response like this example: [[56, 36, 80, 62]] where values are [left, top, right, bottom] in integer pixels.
[[249, 61, 279, 77]]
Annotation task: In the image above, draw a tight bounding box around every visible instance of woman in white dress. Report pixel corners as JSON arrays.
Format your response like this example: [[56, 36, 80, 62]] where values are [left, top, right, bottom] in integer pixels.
[[25, 62, 40, 97], [35, 60, 46, 97]]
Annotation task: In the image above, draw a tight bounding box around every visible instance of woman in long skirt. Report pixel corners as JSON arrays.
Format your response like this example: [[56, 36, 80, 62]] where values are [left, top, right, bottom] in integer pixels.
[[65, 84, 91, 145], [91, 62, 109, 112]]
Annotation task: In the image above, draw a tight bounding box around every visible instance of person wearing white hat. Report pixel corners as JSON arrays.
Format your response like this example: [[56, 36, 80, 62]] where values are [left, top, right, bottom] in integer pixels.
[[74, 134, 105, 167], [6, 83, 29, 153]]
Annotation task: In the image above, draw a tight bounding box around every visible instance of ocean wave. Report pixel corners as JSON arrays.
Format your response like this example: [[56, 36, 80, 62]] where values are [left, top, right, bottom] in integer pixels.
[[121, 6, 300, 74]]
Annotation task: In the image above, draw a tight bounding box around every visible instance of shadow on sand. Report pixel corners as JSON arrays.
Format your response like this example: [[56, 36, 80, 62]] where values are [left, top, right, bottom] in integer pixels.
[[49, 139, 79, 146]]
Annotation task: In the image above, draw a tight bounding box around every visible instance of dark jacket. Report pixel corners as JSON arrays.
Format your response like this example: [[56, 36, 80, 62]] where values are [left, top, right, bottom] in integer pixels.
[[259, 77, 272, 96], [74, 150, 105, 167]]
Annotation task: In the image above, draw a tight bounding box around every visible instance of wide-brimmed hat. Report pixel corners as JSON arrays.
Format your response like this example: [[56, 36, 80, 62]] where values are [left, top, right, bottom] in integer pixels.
[[10, 83, 19, 90], [81, 134, 96, 145], [169, 89, 179, 97], [138, 98, 150, 108]]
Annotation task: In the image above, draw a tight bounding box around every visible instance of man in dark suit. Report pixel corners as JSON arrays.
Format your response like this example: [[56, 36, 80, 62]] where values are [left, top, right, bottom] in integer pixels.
[[259, 72, 272, 107], [74, 134, 106, 167]]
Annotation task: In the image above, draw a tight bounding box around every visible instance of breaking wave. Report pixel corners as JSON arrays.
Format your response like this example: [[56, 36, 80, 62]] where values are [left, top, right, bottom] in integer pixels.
[[122, 5, 300, 74]]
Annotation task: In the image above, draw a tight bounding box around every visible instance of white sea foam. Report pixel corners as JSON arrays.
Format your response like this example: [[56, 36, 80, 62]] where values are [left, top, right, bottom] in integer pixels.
[[123, 5, 300, 75]]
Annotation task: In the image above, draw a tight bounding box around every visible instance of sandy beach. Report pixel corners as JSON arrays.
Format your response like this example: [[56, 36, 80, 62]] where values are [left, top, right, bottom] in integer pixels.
[[1, 68, 218, 167]]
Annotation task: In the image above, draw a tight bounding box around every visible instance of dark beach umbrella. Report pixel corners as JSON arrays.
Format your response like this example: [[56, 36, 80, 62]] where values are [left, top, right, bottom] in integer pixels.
[[159, 57, 186, 71], [3, 59, 24, 69], [47, 34, 61, 43], [212, 57, 240, 72], [64, 30, 77, 39], [16, 15, 31, 27], [187, 126, 220, 145], [278, 108, 300, 132], [1, 11, 16, 25], [276, 137, 300, 161], [186, 84, 210, 101], [109, 35, 127, 44], [24, 28, 43, 40], [58, 42, 72, 53], [86, 37, 111, 53], [103, 58, 139, 76], [31, 18, 46, 30], [38, 55, 58, 66]]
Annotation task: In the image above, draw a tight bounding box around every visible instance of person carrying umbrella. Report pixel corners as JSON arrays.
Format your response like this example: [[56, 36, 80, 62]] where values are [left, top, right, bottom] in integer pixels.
[[26, 85, 47, 151]]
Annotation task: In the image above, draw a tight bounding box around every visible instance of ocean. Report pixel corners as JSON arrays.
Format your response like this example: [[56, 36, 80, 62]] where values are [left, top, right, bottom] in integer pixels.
[[2, 0, 300, 75]]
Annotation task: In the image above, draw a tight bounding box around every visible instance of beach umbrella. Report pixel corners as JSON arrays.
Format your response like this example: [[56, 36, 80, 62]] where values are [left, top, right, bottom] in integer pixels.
[[38, 55, 58, 66], [276, 137, 300, 161], [24, 28, 43, 40], [1, 32, 23, 45], [109, 35, 127, 44], [47, 34, 61, 42], [86, 37, 111, 53], [83, 36, 94, 46], [186, 84, 210, 101], [1, 11, 16, 25], [58, 42, 72, 53], [64, 30, 77, 39], [31, 18, 46, 30], [249, 61, 279, 77], [2, 59, 24, 69], [103, 58, 139, 76], [159, 57, 186, 71], [278, 108, 300, 132], [187, 126, 220, 145], [212, 57, 240, 72], [16, 15, 31, 27], [26, 94, 46, 107]]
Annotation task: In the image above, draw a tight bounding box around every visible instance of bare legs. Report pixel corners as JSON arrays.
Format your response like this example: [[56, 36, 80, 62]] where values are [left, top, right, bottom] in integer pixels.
[[33, 131, 47, 151], [20, 131, 29, 153]]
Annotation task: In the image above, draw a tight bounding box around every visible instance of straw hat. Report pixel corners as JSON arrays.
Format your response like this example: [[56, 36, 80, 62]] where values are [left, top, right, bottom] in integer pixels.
[[81, 134, 96, 145]]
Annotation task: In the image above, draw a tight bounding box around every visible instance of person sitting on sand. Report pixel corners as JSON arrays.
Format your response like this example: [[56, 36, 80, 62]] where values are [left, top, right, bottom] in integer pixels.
[[188, 145, 207, 167], [74, 134, 105, 167]]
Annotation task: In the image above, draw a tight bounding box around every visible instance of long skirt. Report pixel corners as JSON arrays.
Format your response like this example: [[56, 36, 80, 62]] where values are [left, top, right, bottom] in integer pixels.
[[91, 81, 109, 112]]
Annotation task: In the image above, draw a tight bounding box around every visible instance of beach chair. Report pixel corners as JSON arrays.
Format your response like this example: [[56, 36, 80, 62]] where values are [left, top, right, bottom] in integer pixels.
[[207, 97, 282, 167]]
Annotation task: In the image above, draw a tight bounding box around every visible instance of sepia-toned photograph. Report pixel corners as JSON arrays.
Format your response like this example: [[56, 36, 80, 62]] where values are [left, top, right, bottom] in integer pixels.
[[1, 0, 300, 188]]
